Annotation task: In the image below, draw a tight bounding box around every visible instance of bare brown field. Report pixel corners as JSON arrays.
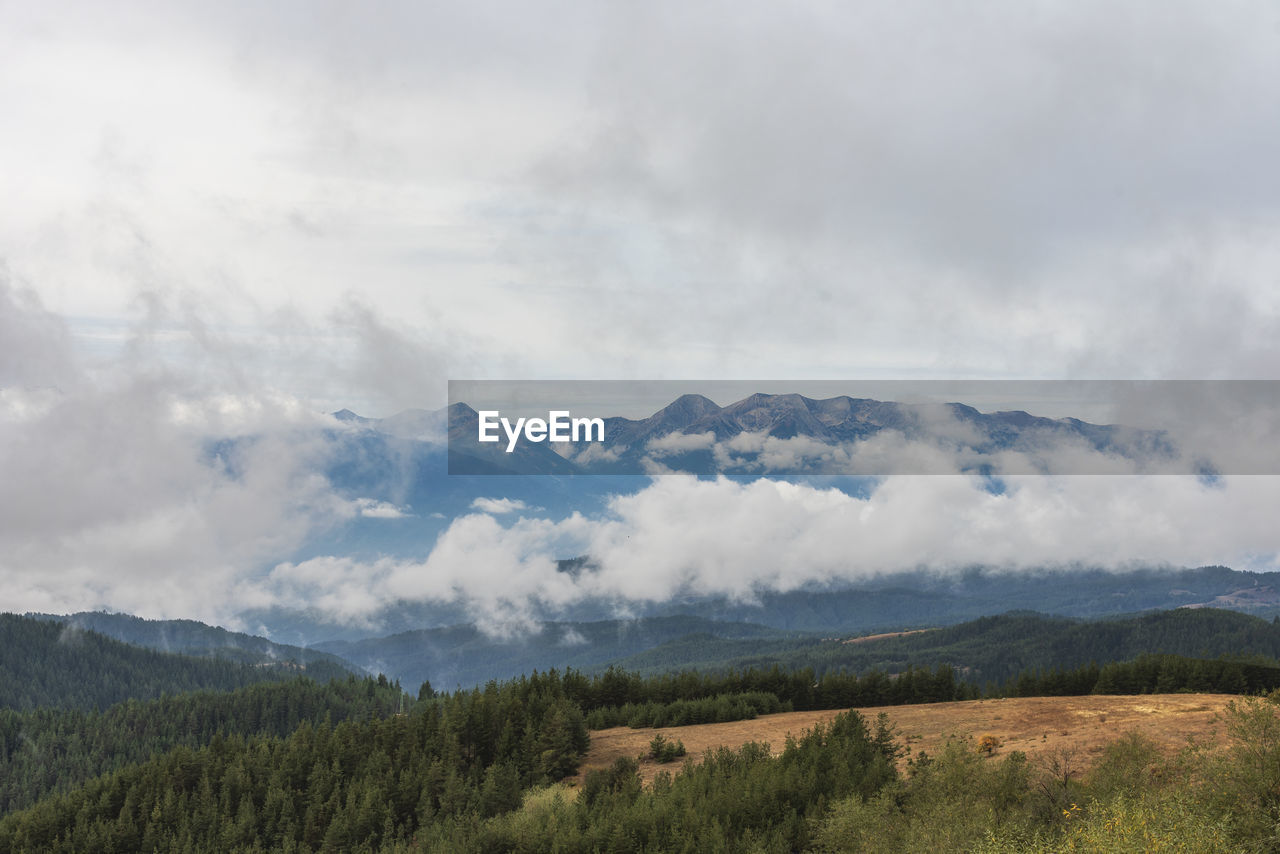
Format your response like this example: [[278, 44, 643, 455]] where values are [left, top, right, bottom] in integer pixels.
[[572, 694, 1238, 787]]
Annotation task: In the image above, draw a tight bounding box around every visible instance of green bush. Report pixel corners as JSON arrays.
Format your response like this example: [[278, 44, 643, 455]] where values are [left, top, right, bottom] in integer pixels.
[[648, 733, 687, 763], [813, 738, 1039, 853], [977, 790, 1236, 853]]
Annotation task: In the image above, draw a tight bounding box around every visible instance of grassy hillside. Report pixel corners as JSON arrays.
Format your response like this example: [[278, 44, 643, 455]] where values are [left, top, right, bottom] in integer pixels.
[[576, 694, 1237, 786]]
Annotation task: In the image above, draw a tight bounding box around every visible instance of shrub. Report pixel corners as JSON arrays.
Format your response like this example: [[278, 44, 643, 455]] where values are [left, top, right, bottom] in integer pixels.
[[649, 733, 687, 763]]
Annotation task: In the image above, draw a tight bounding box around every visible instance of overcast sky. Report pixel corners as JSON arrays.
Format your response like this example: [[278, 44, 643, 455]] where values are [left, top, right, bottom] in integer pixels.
[[4, 2, 1280, 627]]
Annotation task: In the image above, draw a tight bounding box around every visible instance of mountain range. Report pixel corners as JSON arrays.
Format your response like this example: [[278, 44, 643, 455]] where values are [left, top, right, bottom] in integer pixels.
[[445, 392, 1174, 475], [207, 393, 1230, 645]]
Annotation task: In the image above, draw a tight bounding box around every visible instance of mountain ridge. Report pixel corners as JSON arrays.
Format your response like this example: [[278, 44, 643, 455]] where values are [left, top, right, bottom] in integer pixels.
[[440, 391, 1173, 475]]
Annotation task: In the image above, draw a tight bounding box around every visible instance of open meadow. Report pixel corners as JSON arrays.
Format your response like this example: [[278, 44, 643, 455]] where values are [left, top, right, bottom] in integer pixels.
[[576, 693, 1239, 785]]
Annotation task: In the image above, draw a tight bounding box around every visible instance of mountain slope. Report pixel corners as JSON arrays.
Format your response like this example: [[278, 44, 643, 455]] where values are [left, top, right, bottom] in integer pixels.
[[314, 615, 793, 690], [663, 565, 1280, 631], [0, 614, 345, 712], [29, 611, 358, 674], [0, 675, 405, 816], [607, 607, 1280, 683]]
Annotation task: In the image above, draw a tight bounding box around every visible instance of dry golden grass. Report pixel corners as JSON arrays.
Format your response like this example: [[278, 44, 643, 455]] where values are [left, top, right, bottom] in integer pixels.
[[572, 693, 1237, 786], [839, 629, 933, 645]]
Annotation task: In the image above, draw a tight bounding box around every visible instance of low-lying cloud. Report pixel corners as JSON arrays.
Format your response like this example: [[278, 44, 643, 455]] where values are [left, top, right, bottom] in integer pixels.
[[250, 473, 1280, 636], [0, 279, 452, 623], [6, 278, 1280, 637]]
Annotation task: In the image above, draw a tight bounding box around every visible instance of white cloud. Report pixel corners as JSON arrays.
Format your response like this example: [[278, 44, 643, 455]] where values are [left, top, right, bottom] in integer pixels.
[[574, 444, 622, 466], [689, 423, 1155, 476], [470, 497, 531, 515], [4, 277, 1278, 635], [353, 498, 411, 519], [242, 473, 1280, 636], [5, 1, 1280, 636], [0, 279, 448, 623], [645, 430, 716, 455], [3, 3, 1279, 382], [559, 627, 588, 647]]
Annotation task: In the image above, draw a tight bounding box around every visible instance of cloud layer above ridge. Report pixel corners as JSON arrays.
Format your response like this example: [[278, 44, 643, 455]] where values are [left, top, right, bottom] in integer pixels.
[[256, 473, 1280, 636]]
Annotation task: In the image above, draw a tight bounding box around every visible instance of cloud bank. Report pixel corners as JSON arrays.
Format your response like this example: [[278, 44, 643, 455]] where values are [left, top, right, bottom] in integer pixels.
[[252, 473, 1280, 636], [6, 277, 1279, 634], [4, 2, 1280, 381], [0, 279, 450, 622]]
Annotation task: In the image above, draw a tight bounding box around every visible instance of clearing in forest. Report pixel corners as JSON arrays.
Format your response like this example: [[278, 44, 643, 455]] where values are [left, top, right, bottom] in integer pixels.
[[572, 693, 1238, 786]]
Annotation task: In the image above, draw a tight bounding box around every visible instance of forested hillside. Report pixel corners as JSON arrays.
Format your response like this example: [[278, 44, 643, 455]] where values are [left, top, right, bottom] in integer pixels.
[[317, 615, 791, 689], [27, 612, 357, 674], [9, 606, 1280, 849], [8, 674, 1280, 851], [659, 564, 1280, 632], [611, 607, 1280, 685], [0, 676, 405, 815], [0, 671, 590, 852], [299, 604, 1280, 690], [0, 614, 346, 711]]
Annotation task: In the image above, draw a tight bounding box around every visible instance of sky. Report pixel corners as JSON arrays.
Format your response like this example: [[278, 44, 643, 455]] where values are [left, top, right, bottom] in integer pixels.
[[3, 2, 1280, 630]]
